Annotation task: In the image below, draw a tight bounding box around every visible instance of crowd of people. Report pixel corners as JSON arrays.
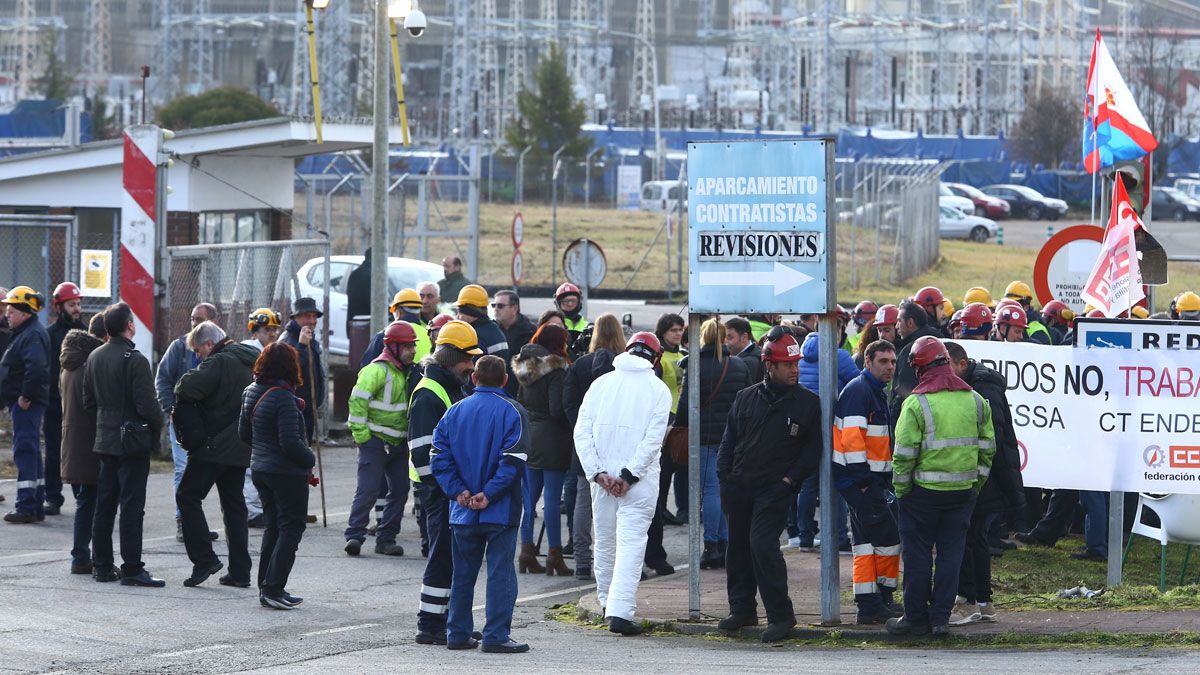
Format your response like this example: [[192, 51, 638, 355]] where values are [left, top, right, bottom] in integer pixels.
[[0, 272, 1186, 648]]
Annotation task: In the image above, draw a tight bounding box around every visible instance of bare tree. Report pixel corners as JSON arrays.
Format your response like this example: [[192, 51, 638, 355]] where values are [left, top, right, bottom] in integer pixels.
[[1007, 87, 1077, 169], [1128, 8, 1187, 179]]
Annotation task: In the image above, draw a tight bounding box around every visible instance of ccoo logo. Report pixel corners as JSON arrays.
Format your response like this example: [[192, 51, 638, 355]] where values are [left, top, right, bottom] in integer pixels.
[[1143, 445, 1166, 469]]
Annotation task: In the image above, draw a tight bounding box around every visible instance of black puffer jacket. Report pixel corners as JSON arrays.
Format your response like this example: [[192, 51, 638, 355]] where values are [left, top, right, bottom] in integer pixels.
[[513, 344, 572, 471], [563, 348, 616, 476], [964, 361, 1024, 515], [674, 346, 751, 445], [239, 381, 316, 477]]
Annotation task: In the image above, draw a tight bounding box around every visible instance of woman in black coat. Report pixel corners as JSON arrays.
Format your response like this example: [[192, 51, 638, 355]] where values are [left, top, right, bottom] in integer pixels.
[[239, 342, 316, 610], [674, 318, 750, 568], [512, 324, 574, 576]]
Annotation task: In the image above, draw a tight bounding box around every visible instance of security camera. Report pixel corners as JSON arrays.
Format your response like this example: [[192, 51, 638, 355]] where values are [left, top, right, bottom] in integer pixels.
[[404, 9, 426, 38]]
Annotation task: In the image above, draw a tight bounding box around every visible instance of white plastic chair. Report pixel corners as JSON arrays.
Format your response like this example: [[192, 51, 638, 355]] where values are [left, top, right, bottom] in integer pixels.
[[1122, 493, 1200, 590]]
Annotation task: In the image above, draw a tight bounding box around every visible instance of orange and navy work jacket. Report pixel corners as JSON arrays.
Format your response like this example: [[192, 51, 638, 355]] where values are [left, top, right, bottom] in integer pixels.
[[832, 370, 893, 489]]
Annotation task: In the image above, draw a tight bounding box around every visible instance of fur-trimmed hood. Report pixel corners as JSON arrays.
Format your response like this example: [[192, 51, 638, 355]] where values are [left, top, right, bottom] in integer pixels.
[[512, 344, 569, 386], [60, 329, 104, 372]]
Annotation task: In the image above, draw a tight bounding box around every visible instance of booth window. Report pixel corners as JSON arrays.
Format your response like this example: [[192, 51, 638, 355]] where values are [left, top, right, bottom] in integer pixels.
[[200, 211, 269, 244]]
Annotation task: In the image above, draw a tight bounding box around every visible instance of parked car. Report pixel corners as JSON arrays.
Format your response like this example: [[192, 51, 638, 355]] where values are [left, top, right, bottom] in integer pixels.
[[939, 206, 997, 242], [981, 184, 1069, 220], [294, 255, 444, 355], [640, 181, 686, 212], [945, 182, 1011, 219], [939, 182, 975, 215], [1172, 178, 1200, 202], [1151, 187, 1200, 221]]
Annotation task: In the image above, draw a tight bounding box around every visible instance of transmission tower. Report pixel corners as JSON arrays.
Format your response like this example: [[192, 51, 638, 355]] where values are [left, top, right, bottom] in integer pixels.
[[16, 0, 37, 99], [154, 0, 183, 101], [568, 0, 611, 117], [479, 0, 500, 138], [630, 0, 655, 109], [504, 0, 527, 130], [289, 5, 309, 115], [189, 0, 215, 93], [697, 0, 715, 35], [356, 0, 376, 115], [81, 0, 111, 91], [316, 0, 352, 115], [442, 0, 478, 139], [540, 0, 559, 45]]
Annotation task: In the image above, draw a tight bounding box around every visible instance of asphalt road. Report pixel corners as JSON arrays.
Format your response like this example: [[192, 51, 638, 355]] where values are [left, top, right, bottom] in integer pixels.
[[3, 451, 1200, 673], [997, 216, 1200, 254]]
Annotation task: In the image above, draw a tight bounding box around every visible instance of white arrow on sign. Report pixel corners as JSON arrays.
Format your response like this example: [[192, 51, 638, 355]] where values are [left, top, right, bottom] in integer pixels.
[[698, 262, 815, 296]]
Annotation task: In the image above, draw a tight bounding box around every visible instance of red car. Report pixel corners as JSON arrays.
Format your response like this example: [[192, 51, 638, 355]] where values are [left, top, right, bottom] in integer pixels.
[[946, 182, 1011, 219]]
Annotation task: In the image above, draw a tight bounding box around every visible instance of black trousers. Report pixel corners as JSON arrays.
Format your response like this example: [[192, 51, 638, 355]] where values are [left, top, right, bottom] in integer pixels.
[[177, 458, 251, 581], [418, 482, 453, 633], [897, 486, 975, 626], [92, 454, 151, 576], [723, 481, 795, 624], [1027, 489, 1078, 545], [958, 508, 999, 604], [43, 402, 64, 507], [252, 470, 309, 595]]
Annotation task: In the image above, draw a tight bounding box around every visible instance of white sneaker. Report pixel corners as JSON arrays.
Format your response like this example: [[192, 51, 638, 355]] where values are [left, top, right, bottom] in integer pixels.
[[784, 537, 801, 549], [978, 604, 997, 623], [949, 603, 981, 626]]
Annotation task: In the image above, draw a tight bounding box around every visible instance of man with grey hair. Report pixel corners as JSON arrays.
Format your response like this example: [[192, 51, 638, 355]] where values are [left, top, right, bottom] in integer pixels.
[[156, 303, 220, 541], [173, 320, 259, 588], [418, 282, 441, 325]]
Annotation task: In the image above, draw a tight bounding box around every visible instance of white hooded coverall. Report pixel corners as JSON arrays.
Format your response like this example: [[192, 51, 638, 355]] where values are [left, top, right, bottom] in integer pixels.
[[573, 352, 671, 621]]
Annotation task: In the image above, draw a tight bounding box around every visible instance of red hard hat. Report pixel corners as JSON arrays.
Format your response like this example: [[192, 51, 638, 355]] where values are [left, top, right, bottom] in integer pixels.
[[960, 302, 993, 330], [908, 335, 949, 369], [626, 331, 662, 363], [761, 332, 802, 363], [853, 301, 878, 325], [949, 309, 964, 330], [1086, 309, 1106, 318], [555, 283, 581, 300], [873, 304, 899, 327], [995, 305, 1028, 329], [384, 320, 418, 345], [914, 286, 945, 312], [1042, 300, 1072, 324], [835, 304, 852, 323], [429, 313, 455, 332], [995, 298, 1022, 314], [53, 282, 82, 304]]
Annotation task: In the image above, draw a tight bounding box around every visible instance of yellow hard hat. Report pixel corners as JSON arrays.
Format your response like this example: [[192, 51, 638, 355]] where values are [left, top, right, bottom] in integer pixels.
[[456, 284, 489, 309], [1004, 281, 1033, 301], [1131, 306, 1150, 319], [247, 307, 282, 333], [942, 298, 955, 317], [4, 285, 44, 313], [963, 286, 996, 308], [436, 319, 483, 355], [390, 288, 422, 314], [1177, 291, 1200, 312]]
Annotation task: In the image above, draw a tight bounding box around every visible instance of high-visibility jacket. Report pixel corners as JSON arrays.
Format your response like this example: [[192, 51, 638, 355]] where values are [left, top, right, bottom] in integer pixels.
[[892, 389, 995, 498], [659, 347, 685, 415], [748, 319, 772, 343], [564, 315, 588, 334], [409, 363, 464, 483], [1026, 320, 1051, 345], [832, 369, 893, 488], [348, 360, 412, 445], [846, 332, 863, 354], [360, 323, 432, 369]]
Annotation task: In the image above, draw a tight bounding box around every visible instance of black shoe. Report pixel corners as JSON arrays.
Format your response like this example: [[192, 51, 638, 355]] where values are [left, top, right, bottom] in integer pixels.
[[208, 530, 218, 541], [480, 639, 529, 653], [121, 571, 166, 587], [640, 570, 648, 581], [446, 638, 479, 650], [415, 630, 447, 645], [931, 624, 951, 637], [375, 541, 404, 556], [885, 616, 931, 636], [1014, 532, 1047, 547], [183, 562, 223, 587], [761, 619, 796, 643], [699, 542, 720, 570], [345, 539, 363, 556], [562, 541, 574, 557], [282, 591, 303, 605], [218, 574, 251, 588], [1070, 550, 1107, 562], [662, 511, 684, 526], [608, 617, 644, 636], [651, 561, 675, 576], [306, 514, 318, 524], [70, 561, 93, 575], [717, 614, 759, 632], [260, 593, 295, 610], [575, 565, 594, 581], [93, 567, 120, 583], [3, 511, 37, 524], [44, 503, 61, 516], [420, 540, 429, 558], [247, 514, 266, 529]]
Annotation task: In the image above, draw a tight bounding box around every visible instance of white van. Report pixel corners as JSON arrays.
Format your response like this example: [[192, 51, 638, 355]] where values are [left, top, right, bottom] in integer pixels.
[[640, 180, 686, 212]]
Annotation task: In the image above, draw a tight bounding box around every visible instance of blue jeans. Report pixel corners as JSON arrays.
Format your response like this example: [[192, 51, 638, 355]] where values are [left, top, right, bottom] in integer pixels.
[[170, 422, 187, 520], [699, 445, 726, 543], [71, 483, 97, 566], [520, 467, 565, 548], [10, 402, 46, 516], [448, 523, 519, 646], [1079, 490, 1109, 556], [796, 473, 849, 547]]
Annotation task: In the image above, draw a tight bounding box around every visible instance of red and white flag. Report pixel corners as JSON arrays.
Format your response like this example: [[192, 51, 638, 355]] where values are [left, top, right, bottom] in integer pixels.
[[1080, 179, 1145, 317]]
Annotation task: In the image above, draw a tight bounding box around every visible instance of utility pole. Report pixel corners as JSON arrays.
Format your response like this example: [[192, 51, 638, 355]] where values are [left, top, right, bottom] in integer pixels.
[[371, 0, 389, 335]]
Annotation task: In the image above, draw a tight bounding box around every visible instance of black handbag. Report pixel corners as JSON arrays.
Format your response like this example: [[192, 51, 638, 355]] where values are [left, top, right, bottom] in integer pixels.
[[119, 350, 154, 456], [171, 400, 208, 453]]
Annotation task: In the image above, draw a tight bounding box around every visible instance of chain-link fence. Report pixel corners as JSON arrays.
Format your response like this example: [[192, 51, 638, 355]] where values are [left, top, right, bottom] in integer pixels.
[[163, 239, 331, 346], [0, 215, 75, 315], [834, 159, 945, 290]]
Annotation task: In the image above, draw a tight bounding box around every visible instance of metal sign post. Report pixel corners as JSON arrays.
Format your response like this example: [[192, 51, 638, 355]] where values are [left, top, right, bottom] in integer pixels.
[[686, 139, 838, 624]]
